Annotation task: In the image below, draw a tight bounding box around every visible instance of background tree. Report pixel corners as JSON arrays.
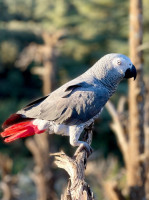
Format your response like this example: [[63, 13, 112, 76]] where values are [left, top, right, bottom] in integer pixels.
[[128, 0, 145, 199], [105, 1, 149, 200], [16, 31, 65, 200]]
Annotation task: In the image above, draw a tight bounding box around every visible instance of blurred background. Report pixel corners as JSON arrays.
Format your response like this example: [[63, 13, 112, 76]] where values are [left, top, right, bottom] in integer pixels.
[[0, 0, 149, 200]]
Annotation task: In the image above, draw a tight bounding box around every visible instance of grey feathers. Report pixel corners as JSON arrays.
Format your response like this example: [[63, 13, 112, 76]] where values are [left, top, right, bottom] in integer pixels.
[[17, 53, 135, 126], [18, 82, 109, 125]]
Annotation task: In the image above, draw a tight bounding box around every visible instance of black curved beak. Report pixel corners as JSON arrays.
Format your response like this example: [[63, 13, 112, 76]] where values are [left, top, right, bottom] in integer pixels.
[[124, 65, 137, 80]]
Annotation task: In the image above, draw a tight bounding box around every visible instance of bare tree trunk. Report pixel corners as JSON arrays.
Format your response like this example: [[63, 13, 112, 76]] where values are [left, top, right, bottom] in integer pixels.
[[16, 31, 65, 200], [128, 0, 145, 199], [25, 74, 57, 200], [104, 1, 147, 200], [25, 32, 59, 200], [144, 80, 149, 200]]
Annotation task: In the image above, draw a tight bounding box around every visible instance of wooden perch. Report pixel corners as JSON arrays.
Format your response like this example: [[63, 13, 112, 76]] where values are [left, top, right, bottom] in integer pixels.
[[51, 124, 94, 200]]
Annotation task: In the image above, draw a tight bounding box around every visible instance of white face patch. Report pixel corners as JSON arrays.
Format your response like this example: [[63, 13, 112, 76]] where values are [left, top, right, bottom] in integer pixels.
[[112, 55, 132, 77]]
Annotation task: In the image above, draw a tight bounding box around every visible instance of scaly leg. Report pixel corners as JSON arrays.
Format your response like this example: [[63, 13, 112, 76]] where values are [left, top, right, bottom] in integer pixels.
[[69, 125, 92, 157]]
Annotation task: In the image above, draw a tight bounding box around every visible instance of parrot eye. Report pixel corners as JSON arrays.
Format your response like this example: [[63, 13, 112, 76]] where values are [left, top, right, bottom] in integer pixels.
[[117, 60, 121, 65]]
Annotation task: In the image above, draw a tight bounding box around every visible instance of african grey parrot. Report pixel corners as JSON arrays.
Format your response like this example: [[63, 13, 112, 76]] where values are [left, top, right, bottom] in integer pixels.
[[1, 53, 136, 153]]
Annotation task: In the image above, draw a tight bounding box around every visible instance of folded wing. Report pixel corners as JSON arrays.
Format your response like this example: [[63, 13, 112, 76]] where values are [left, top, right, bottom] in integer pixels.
[[18, 82, 109, 125]]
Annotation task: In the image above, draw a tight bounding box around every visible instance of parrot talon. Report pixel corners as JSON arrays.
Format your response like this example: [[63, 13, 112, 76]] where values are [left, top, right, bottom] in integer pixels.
[[74, 142, 93, 157]]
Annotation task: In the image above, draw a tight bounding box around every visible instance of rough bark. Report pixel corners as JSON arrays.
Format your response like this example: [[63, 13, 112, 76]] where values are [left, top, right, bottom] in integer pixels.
[[144, 80, 149, 200], [128, 0, 145, 199], [51, 125, 94, 200]]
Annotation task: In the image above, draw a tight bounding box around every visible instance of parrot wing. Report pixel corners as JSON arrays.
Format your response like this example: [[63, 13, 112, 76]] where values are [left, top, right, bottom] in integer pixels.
[[18, 82, 109, 125]]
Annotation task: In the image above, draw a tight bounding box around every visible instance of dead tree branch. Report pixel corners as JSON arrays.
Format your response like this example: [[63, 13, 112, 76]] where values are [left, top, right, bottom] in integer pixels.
[[51, 124, 94, 200], [105, 100, 129, 200], [106, 101, 128, 165]]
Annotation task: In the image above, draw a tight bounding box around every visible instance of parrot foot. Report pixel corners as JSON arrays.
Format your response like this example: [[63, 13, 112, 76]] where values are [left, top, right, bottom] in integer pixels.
[[74, 142, 93, 157]]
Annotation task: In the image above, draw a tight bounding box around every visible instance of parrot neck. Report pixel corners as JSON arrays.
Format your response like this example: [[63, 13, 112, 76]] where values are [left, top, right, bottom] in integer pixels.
[[98, 78, 120, 96], [84, 64, 123, 95]]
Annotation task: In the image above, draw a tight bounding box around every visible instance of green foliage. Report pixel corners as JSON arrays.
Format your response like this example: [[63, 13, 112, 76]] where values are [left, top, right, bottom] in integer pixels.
[[0, 40, 18, 64]]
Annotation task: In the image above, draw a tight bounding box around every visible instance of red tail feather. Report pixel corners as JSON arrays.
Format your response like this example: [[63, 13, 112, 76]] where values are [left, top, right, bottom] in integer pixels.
[[2, 114, 30, 129], [1, 121, 45, 143]]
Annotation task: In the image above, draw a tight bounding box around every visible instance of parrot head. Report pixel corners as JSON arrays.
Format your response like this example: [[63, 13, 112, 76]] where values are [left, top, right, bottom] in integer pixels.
[[111, 54, 137, 80], [90, 53, 137, 90]]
